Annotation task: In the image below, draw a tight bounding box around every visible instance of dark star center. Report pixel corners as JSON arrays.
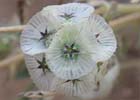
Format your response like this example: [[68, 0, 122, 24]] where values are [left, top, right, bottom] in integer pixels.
[[60, 13, 74, 20], [39, 28, 52, 40], [63, 43, 79, 60], [64, 79, 81, 85], [36, 56, 51, 74]]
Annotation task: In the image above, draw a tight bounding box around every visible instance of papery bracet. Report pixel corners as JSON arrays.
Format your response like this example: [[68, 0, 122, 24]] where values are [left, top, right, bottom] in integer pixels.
[[46, 24, 97, 79], [24, 54, 54, 91], [82, 14, 117, 62], [41, 3, 94, 26], [50, 71, 97, 98], [49, 56, 119, 99], [20, 12, 55, 55], [80, 56, 120, 99]]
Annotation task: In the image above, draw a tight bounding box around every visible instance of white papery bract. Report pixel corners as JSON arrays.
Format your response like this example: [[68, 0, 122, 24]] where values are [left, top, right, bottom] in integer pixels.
[[80, 56, 120, 99], [20, 12, 56, 55], [46, 24, 96, 80], [41, 3, 94, 27], [81, 14, 117, 62], [50, 71, 97, 98], [49, 56, 119, 99], [24, 54, 54, 91]]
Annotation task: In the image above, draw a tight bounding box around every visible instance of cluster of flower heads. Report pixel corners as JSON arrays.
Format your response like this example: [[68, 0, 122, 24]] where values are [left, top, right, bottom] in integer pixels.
[[20, 3, 118, 99]]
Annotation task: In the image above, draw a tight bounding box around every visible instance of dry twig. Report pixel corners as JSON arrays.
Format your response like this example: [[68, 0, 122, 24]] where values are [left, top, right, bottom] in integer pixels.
[[95, 3, 140, 15], [0, 25, 25, 33], [109, 12, 140, 30], [0, 54, 24, 68]]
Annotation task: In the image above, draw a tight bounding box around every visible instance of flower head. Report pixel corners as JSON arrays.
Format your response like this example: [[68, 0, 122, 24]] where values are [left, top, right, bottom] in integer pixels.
[[20, 2, 118, 99], [81, 14, 117, 62], [24, 54, 54, 91], [20, 12, 56, 55], [50, 70, 97, 98], [46, 24, 96, 79], [41, 3, 94, 26]]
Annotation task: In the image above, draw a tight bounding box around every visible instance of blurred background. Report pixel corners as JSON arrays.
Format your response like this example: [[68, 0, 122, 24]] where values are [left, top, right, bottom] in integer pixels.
[[0, 0, 139, 100]]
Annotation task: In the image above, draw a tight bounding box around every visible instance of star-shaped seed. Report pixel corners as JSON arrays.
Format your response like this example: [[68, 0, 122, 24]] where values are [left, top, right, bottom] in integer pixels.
[[63, 43, 79, 59], [60, 13, 74, 20], [40, 29, 48, 40], [36, 56, 50, 74], [95, 33, 101, 43], [64, 79, 81, 85]]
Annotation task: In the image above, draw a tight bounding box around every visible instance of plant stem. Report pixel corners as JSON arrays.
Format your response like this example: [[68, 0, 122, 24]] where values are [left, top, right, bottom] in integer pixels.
[[109, 12, 140, 31], [0, 54, 23, 68], [95, 3, 140, 15], [0, 25, 25, 33]]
